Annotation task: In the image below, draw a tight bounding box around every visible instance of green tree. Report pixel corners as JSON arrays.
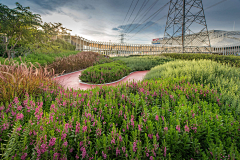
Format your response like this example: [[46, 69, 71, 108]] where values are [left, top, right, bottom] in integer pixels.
[[0, 2, 42, 58]]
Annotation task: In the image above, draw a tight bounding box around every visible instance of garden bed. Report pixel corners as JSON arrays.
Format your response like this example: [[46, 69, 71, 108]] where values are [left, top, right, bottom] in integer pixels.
[[79, 61, 131, 84]]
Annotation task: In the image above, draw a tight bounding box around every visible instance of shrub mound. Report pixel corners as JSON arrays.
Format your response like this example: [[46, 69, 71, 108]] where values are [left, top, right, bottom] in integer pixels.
[[144, 60, 240, 115], [79, 61, 131, 84], [112, 56, 173, 71], [162, 53, 240, 67], [1, 78, 240, 159]]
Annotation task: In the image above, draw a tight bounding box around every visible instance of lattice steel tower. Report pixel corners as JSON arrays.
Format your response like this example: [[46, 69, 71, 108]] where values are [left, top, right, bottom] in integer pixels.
[[163, 0, 211, 53]]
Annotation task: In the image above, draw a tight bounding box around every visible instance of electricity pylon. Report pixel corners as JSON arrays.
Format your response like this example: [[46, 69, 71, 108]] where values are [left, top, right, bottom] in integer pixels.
[[163, 0, 211, 53], [120, 33, 126, 43]]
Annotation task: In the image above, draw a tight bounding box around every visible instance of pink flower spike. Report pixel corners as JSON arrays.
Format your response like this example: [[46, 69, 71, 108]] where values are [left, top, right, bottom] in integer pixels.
[[164, 147, 167, 157], [164, 127, 168, 131], [161, 116, 164, 121], [184, 125, 190, 132], [155, 115, 159, 121], [176, 125, 180, 132]]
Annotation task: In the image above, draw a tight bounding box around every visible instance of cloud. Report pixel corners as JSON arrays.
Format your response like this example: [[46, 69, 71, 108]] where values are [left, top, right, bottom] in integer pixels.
[[112, 28, 119, 31], [27, 0, 95, 13]]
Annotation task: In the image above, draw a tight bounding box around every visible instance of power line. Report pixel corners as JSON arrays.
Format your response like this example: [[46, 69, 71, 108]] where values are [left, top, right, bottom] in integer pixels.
[[120, 0, 135, 34], [205, 0, 228, 10], [127, 15, 167, 41], [122, 0, 139, 33], [125, 1, 168, 35], [128, 0, 229, 43], [135, 0, 159, 22], [126, 2, 169, 40], [124, 0, 148, 33]]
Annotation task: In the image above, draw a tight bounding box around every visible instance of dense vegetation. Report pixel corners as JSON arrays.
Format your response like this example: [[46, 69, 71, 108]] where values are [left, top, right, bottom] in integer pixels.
[[162, 53, 240, 67], [112, 55, 173, 71], [1, 77, 239, 159], [0, 2, 75, 59], [144, 59, 240, 115], [79, 61, 131, 84]]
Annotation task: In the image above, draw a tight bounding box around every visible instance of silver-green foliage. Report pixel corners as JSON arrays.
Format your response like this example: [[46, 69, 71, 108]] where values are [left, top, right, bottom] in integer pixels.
[[144, 60, 240, 116]]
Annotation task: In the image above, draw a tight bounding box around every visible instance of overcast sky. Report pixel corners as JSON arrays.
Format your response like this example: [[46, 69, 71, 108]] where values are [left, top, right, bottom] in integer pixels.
[[1, 0, 240, 44]]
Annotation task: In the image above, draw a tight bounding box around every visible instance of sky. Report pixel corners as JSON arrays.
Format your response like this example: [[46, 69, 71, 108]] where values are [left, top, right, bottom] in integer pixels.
[[1, 0, 240, 44]]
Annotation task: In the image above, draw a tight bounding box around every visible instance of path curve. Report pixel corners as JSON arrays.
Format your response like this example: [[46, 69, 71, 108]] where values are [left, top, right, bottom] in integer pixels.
[[54, 70, 149, 90]]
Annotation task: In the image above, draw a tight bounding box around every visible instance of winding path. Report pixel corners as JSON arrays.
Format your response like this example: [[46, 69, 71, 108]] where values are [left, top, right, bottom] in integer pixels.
[[54, 70, 149, 90]]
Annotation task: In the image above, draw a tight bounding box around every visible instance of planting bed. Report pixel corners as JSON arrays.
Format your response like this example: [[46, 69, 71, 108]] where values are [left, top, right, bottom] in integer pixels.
[[54, 70, 149, 90], [1, 53, 240, 159], [79, 62, 131, 84]]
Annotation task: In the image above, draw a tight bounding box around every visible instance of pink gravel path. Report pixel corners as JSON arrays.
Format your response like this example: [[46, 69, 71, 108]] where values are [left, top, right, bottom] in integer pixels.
[[53, 70, 149, 90]]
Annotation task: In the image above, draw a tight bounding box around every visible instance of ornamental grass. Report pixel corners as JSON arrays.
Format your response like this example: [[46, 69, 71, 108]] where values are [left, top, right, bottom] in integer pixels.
[[0, 58, 58, 104], [48, 52, 106, 75]]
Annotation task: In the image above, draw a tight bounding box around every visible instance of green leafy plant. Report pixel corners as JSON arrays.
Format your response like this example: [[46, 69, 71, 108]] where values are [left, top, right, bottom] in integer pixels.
[[112, 55, 173, 71], [162, 53, 240, 67], [79, 61, 131, 84]]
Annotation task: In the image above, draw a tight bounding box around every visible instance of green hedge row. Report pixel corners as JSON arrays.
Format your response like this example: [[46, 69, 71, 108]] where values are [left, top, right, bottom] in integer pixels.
[[112, 56, 173, 71], [161, 53, 240, 67]]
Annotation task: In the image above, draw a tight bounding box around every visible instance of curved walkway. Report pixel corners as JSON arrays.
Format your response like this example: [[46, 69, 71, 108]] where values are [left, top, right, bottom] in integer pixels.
[[54, 70, 149, 90]]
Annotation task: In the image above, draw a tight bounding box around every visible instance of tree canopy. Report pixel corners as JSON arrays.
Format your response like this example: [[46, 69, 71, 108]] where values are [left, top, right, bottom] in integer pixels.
[[0, 2, 75, 59]]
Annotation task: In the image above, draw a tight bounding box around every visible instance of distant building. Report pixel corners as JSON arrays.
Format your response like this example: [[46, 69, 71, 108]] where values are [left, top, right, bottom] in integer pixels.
[[151, 30, 240, 47]]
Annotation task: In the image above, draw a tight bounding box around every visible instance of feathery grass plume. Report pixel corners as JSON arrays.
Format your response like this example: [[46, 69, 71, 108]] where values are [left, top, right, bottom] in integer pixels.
[[48, 51, 113, 75], [0, 58, 59, 104]]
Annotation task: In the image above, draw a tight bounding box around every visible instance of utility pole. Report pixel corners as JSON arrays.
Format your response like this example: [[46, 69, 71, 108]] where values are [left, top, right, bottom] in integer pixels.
[[120, 33, 125, 43], [163, 0, 211, 53], [182, 0, 185, 53]]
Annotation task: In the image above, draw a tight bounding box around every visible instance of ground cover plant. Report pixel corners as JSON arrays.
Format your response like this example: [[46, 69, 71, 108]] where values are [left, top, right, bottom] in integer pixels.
[[162, 53, 240, 67], [0, 77, 240, 159], [49, 52, 113, 75], [112, 56, 173, 71], [79, 61, 131, 84], [144, 60, 240, 117]]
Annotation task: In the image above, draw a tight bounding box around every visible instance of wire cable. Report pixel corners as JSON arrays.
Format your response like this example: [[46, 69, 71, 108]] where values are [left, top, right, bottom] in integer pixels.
[[122, 0, 139, 33], [126, 2, 169, 37], [120, 0, 135, 33], [126, 1, 168, 35], [124, 0, 148, 33], [205, 0, 228, 10], [126, 15, 167, 41]]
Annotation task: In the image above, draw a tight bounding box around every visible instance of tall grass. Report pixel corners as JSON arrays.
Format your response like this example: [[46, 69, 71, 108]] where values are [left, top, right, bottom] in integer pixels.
[[144, 60, 240, 117], [0, 58, 59, 104], [48, 52, 112, 75]]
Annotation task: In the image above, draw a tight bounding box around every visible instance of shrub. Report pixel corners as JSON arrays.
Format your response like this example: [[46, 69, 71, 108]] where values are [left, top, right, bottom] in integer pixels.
[[112, 56, 173, 71], [0, 51, 80, 67], [162, 53, 240, 67], [79, 61, 131, 84], [93, 55, 113, 65], [144, 60, 240, 116], [48, 51, 107, 75], [1, 77, 240, 159]]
